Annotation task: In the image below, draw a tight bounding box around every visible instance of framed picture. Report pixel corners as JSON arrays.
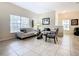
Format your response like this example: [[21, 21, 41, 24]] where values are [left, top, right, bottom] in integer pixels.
[[42, 18, 50, 25], [71, 19, 78, 25]]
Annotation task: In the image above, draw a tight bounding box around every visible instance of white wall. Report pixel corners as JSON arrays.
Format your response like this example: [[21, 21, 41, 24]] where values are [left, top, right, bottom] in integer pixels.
[[0, 2, 37, 41]]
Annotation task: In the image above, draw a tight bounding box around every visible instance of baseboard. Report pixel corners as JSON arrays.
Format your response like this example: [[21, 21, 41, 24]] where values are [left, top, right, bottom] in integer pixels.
[[0, 36, 15, 42]]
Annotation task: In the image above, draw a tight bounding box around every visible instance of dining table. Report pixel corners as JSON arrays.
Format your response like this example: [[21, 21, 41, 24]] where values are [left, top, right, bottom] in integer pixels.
[[42, 29, 56, 41]]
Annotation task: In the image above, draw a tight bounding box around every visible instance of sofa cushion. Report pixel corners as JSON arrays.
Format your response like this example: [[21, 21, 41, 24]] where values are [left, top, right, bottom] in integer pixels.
[[20, 28, 27, 33], [26, 28, 34, 32]]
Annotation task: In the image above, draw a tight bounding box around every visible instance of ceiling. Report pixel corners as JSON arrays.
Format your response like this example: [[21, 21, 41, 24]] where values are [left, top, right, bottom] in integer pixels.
[[11, 2, 79, 14]]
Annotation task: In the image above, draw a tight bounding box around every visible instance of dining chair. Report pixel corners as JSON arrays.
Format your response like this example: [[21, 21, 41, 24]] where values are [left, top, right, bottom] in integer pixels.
[[46, 28, 59, 44]]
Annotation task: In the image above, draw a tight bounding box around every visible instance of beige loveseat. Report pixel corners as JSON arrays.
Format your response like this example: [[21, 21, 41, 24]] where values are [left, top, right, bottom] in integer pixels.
[[16, 28, 36, 39]]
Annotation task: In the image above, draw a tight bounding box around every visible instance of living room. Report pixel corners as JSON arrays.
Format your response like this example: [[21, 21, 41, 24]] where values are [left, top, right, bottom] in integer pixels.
[[0, 2, 79, 56]]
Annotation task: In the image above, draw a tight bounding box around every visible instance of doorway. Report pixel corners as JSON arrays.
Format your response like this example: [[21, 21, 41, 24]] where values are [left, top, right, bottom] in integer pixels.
[[62, 20, 70, 33]]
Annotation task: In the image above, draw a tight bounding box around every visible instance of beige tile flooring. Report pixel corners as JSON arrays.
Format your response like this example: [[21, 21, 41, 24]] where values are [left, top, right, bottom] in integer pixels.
[[0, 34, 79, 56]]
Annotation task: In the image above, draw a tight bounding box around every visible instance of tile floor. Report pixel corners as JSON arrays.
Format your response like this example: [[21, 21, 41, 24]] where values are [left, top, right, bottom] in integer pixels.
[[0, 34, 79, 56]]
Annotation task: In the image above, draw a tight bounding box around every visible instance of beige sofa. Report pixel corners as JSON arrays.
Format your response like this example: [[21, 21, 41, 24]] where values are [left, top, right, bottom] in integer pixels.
[[16, 28, 36, 39]]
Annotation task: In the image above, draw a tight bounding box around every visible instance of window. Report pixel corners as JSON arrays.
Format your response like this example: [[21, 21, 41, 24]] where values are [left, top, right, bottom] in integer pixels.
[[10, 15, 30, 33], [63, 20, 70, 30], [20, 17, 29, 28]]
